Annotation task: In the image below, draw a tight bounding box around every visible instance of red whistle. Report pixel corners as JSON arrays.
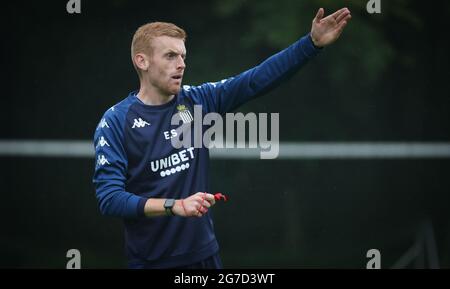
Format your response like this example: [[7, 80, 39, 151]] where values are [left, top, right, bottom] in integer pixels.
[[214, 192, 228, 202]]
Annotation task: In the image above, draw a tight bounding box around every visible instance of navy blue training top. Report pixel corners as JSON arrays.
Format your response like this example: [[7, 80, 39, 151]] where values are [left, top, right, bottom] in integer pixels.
[[93, 34, 320, 268]]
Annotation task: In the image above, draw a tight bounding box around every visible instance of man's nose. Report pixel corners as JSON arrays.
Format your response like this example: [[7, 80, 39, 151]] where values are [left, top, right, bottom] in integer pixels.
[[177, 56, 186, 70]]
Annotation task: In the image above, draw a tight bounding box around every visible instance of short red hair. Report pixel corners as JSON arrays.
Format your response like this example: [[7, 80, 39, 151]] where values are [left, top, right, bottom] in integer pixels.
[[131, 22, 187, 76]]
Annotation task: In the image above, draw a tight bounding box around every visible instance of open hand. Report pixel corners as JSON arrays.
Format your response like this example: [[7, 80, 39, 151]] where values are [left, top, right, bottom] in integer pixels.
[[310, 7, 351, 47]]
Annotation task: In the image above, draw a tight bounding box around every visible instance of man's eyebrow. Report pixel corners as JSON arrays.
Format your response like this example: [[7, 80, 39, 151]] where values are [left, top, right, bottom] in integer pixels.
[[165, 49, 186, 56]]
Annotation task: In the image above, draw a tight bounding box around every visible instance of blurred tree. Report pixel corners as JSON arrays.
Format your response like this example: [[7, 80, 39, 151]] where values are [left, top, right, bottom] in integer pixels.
[[211, 0, 425, 86]]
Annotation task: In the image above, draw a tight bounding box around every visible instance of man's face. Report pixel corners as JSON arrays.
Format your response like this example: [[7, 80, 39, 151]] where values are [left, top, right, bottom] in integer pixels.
[[146, 36, 186, 96]]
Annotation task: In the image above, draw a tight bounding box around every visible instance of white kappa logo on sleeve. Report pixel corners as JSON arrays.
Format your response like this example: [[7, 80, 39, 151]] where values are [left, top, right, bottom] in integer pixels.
[[97, 155, 110, 166], [96, 136, 110, 147]]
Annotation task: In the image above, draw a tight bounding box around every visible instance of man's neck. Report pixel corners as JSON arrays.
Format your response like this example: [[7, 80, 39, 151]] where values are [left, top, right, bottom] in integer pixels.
[[137, 83, 174, 105]]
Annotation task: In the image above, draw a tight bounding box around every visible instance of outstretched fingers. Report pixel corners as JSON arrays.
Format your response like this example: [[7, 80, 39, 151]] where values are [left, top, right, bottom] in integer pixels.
[[335, 18, 349, 36], [327, 8, 348, 22], [314, 8, 324, 23], [335, 9, 351, 24]]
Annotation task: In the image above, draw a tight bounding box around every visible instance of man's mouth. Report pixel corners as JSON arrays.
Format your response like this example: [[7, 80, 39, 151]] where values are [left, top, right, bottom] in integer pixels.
[[171, 74, 183, 80]]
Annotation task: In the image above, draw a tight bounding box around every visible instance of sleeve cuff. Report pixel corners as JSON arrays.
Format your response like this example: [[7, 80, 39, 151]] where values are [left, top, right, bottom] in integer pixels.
[[308, 33, 323, 50], [137, 197, 148, 218], [298, 33, 323, 58]]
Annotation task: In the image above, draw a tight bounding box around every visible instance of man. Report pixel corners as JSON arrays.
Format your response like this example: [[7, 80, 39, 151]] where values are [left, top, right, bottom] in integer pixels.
[[93, 7, 351, 269]]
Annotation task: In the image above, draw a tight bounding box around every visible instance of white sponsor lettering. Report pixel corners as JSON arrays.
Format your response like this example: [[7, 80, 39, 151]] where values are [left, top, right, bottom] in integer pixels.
[[150, 147, 195, 177]]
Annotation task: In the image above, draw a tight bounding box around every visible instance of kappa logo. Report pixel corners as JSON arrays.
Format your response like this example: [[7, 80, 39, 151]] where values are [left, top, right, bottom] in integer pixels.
[[96, 136, 110, 147], [97, 118, 110, 130], [97, 155, 110, 166], [177, 104, 193, 124], [132, 118, 150, 128]]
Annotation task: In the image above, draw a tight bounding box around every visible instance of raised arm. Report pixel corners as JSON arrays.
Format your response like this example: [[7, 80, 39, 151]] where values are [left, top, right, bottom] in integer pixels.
[[183, 7, 351, 115]]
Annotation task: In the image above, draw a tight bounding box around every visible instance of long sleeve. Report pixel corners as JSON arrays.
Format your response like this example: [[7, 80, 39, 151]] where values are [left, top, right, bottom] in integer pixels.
[[182, 33, 321, 114], [92, 108, 147, 219]]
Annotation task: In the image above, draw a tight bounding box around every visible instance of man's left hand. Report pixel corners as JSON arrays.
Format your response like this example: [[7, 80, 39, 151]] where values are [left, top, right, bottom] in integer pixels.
[[310, 7, 351, 47]]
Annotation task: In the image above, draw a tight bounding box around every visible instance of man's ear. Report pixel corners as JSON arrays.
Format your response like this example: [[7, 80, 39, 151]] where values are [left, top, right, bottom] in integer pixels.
[[134, 53, 150, 72]]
